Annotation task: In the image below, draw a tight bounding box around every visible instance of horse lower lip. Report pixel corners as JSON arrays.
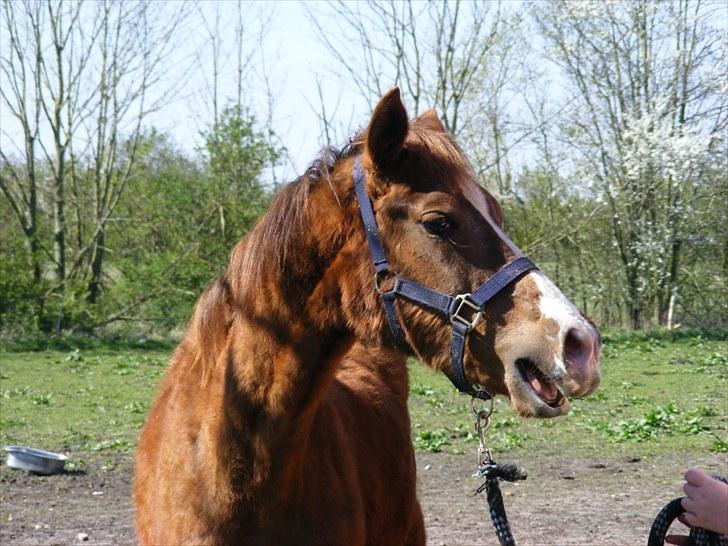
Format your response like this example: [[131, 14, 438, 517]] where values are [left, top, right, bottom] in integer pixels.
[[516, 358, 562, 406]]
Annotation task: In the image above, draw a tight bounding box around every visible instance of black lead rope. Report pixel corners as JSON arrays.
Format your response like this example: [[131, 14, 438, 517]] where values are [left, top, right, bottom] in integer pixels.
[[647, 476, 728, 546], [472, 401, 527, 546], [475, 461, 527, 546], [478, 468, 728, 546]]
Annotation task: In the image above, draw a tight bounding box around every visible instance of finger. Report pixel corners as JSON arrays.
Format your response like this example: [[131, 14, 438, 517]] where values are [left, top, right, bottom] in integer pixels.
[[683, 483, 698, 498], [677, 514, 691, 528], [682, 510, 699, 528], [681, 497, 697, 513], [665, 535, 689, 546], [684, 468, 706, 486]]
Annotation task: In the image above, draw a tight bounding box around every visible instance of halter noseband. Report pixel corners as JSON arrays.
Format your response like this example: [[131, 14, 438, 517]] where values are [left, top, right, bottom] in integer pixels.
[[353, 157, 538, 400]]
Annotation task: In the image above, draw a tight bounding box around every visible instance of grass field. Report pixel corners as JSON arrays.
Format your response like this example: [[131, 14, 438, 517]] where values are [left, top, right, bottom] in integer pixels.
[[408, 332, 728, 457], [1, 332, 726, 471]]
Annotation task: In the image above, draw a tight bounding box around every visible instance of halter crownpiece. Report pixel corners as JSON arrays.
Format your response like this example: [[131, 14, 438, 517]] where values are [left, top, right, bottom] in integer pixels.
[[353, 157, 539, 400]]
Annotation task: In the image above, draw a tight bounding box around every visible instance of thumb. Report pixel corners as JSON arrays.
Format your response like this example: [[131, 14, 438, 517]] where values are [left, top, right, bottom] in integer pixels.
[[684, 468, 707, 486]]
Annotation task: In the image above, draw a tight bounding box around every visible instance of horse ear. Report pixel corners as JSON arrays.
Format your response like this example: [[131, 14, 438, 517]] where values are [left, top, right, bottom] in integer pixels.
[[415, 109, 446, 133], [365, 87, 408, 174]]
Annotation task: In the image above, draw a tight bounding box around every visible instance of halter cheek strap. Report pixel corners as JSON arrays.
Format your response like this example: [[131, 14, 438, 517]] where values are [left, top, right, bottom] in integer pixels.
[[353, 157, 538, 400]]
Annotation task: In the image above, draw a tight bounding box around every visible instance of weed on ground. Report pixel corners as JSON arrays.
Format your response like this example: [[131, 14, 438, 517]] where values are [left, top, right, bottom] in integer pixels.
[[0, 332, 726, 467]]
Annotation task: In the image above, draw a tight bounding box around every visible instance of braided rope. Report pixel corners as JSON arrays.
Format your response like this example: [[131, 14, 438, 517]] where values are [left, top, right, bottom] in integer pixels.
[[475, 462, 527, 546], [476, 464, 726, 546], [647, 476, 728, 546]]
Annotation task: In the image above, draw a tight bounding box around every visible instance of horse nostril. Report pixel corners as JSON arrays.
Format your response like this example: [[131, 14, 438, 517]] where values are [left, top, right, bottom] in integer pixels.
[[564, 327, 592, 371]]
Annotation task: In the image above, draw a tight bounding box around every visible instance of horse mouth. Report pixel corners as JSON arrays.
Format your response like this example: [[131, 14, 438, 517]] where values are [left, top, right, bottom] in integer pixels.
[[515, 358, 568, 413]]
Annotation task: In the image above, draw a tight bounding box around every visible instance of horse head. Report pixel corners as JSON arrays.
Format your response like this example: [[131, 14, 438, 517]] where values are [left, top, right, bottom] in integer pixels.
[[352, 88, 601, 417]]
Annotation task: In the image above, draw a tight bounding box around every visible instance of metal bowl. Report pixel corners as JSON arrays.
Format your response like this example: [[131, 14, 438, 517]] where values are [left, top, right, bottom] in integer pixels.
[[4, 445, 68, 475]]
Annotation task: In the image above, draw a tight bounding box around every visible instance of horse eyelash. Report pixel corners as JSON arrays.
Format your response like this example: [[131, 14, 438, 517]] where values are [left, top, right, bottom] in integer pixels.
[[418, 219, 471, 248], [447, 236, 472, 248]]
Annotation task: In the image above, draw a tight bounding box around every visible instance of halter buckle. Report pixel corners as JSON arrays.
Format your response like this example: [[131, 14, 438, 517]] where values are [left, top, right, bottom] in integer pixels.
[[450, 294, 483, 332]]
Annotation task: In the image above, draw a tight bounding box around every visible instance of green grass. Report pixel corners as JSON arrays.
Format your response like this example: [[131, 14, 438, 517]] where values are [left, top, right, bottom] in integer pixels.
[[0, 348, 169, 469], [0, 333, 726, 468], [408, 334, 728, 457]]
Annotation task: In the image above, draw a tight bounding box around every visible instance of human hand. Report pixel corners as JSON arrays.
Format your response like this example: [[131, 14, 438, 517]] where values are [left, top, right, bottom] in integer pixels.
[[664, 534, 688, 546], [665, 468, 728, 543]]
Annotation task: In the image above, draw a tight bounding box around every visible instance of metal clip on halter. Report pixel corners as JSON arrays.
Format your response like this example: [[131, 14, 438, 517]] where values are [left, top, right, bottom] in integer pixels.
[[373, 270, 392, 294], [472, 397, 494, 466], [471, 398, 527, 546]]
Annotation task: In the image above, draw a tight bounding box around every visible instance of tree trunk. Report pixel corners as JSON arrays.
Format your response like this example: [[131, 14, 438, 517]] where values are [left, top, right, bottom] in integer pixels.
[[52, 175, 66, 286], [626, 266, 642, 329], [87, 230, 105, 304]]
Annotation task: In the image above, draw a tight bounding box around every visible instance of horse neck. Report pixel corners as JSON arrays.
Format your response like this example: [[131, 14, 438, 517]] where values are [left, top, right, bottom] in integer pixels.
[[213, 166, 388, 468]]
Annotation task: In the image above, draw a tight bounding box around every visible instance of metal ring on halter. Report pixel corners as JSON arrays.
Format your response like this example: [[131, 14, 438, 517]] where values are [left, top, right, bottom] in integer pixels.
[[471, 395, 494, 419], [373, 270, 394, 294]]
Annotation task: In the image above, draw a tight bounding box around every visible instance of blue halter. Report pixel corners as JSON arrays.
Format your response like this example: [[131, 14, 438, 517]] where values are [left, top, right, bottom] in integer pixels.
[[353, 157, 538, 400]]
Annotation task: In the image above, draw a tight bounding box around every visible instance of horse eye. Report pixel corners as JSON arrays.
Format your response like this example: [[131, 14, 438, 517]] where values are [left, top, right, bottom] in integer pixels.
[[421, 215, 455, 237]]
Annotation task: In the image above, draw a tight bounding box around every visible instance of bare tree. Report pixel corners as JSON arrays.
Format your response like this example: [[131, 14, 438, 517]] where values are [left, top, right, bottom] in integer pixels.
[[1, 1, 46, 285], [84, 1, 185, 303], [306, 0, 504, 137], [191, 1, 272, 126], [307, 75, 341, 149], [1, 0, 186, 318]]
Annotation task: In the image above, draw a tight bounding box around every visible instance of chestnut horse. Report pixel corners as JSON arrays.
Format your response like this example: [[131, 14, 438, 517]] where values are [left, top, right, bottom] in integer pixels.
[[134, 88, 601, 545]]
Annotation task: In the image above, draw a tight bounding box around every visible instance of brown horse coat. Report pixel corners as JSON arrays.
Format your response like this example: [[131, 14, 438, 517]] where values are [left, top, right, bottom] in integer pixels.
[[134, 88, 600, 545]]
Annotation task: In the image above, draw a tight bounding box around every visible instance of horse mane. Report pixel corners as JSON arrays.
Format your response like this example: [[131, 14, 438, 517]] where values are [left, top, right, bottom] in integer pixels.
[[184, 137, 364, 380], [228, 137, 363, 302], [185, 277, 232, 385]]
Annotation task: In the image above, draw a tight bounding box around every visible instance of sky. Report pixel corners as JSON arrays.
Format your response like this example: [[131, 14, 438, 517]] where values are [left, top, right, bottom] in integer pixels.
[[0, 1, 374, 184], [145, 1, 372, 182]]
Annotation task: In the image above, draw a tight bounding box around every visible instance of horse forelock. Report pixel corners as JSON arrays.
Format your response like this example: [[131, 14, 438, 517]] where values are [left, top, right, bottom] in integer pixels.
[[401, 125, 473, 192]]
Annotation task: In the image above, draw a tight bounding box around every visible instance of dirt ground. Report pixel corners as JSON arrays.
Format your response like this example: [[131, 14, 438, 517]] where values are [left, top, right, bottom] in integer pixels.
[[1, 450, 724, 545]]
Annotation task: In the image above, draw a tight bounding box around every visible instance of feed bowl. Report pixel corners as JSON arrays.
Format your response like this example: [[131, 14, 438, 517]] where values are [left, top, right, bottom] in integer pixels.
[[4, 445, 68, 475]]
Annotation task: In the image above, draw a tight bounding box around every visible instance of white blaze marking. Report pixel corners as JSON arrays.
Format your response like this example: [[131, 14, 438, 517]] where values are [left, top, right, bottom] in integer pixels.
[[531, 272, 589, 334], [458, 176, 589, 372], [530, 272, 590, 373]]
